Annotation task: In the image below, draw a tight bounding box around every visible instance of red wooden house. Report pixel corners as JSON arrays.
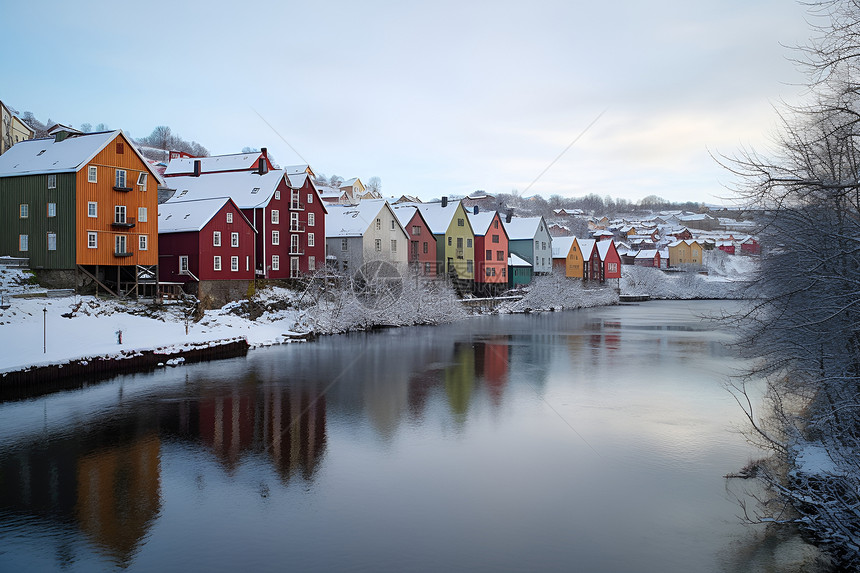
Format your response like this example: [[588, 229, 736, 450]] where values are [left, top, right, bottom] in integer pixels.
[[634, 249, 662, 268], [717, 241, 735, 255], [394, 205, 438, 276], [596, 240, 622, 281], [158, 197, 256, 303], [467, 209, 509, 295], [286, 171, 328, 276], [740, 237, 760, 255]]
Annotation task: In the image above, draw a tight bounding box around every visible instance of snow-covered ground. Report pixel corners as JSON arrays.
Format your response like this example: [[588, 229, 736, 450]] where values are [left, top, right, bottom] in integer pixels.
[[620, 252, 758, 299]]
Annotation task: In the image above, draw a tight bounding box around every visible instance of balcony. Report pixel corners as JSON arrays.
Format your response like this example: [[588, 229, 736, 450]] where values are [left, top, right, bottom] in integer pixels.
[[289, 222, 306, 233], [113, 185, 133, 193], [289, 202, 305, 211], [289, 247, 305, 256], [114, 249, 133, 258], [111, 217, 136, 229]]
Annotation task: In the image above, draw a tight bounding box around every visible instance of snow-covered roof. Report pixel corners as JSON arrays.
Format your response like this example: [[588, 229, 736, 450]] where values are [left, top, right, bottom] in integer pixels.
[[551, 236, 575, 258], [286, 172, 310, 188], [407, 201, 465, 235], [325, 199, 389, 237], [635, 249, 659, 259], [668, 239, 701, 248], [504, 216, 544, 240], [284, 164, 311, 175], [340, 177, 359, 187], [158, 197, 233, 233], [392, 204, 418, 227], [466, 211, 498, 235], [596, 240, 615, 261], [577, 238, 596, 258], [0, 130, 148, 179], [508, 253, 532, 267], [678, 213, 714, 222], [164, 170, 285, 208], [164, 152, 265, 176]]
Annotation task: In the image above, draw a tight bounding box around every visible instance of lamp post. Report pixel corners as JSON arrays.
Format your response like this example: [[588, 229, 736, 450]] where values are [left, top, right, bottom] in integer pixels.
[[42, 306, 47, 354]]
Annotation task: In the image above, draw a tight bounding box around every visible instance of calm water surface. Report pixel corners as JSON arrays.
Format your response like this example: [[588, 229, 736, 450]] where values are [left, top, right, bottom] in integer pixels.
[[0, 301, 771, 572]]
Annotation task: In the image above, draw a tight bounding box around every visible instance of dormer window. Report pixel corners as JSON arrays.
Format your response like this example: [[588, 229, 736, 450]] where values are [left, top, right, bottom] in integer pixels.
[[251, 187, 260, 194], [178, 190, 188, 197]]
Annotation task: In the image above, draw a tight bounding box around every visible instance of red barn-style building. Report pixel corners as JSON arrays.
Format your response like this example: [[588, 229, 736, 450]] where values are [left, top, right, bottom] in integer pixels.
[[394, 205, 438, 276], [467, 209, 509, 295], [158, 197, 256, 303], [596, 240, 622, 281]]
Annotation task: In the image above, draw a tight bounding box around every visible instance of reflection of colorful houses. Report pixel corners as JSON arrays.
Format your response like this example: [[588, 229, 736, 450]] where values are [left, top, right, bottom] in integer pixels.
[[445, 342, 476, 422], [475, 338, 510, 405]]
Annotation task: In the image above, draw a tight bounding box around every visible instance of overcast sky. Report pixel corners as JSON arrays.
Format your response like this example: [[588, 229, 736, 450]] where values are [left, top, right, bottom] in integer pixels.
[[3, 1, 815, 204]]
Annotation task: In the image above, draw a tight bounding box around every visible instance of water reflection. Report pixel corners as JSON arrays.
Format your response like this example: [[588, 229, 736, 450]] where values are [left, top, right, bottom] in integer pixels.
[[0, 301, 764, 573]]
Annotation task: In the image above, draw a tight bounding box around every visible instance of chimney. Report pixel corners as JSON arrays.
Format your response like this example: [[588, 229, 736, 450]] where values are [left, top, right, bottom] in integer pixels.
[[193, 160, 201, 177], [261, 147, 268, 159], [441, 196, 448, 208], [505, 209, 513, 224], [258, 157, 268, 175], [473, 205, 479, 215]]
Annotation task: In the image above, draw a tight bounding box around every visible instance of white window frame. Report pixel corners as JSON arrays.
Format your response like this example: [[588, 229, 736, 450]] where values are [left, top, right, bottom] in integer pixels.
[[308, 233, 315, 247], [139, 234, 148, 251], [213, 231, 221, 247], [375, 238, 382, 251], [115, 169, 127, 188], [272, 230, 280, 245], [88, 231, 98, 249], [137, 172, 148, 190], [231, 256, 239, 272], [271, 255, 280, 271], [341, 239, 348, 251], [275, 190, 281, 201], [138, 206, 147, 222], [179, 256, 189, 273], [19, 234, 28, 251], [231, 232, 239, 247], [391, 239, 397, 252], [88, 202, 97, 218], [307, 193, 313, 204], [47, 233, 57, 251], [308, 213, 315, 227], [213, 255, 222, 271], [290, 256, 300, 278], [19, 204, 28, 218], [114, 205, 126, 224], [47, 203, 56, 217], [47, 174, 56, 189], [226, 212, 233, 224], [115, 235, 127, 254], [308, 255, 315, 271], [271, 210, 279, 224], [88, 166, 97, 183]]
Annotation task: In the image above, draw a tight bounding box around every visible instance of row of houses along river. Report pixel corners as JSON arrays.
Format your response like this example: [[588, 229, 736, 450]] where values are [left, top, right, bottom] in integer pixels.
[[0, 301, 817, 572]]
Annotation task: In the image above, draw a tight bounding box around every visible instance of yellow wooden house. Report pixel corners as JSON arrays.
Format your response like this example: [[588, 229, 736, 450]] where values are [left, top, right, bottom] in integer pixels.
[[667, 239, 703, 266]]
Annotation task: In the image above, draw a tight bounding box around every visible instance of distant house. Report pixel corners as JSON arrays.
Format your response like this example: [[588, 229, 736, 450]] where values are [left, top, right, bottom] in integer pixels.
[[461, 191, 499, 212], [0, 100, 35, 155], [158, 197, 256, 303], [164, 149, 274, 177], [324, 199, 409, 273], [504, 215, 553, 275], [592, 229, 615, 241], [667, 240, 703, 267], [393, 205, 438, 276], [339, 177, 370, 202], [717, 240, 735, 255], [740, 236, 760, 255], [0, 129, 163, 295], [467, 209, 509, 296], [547, 223, 571, 237], [634, 249, 662, 268]]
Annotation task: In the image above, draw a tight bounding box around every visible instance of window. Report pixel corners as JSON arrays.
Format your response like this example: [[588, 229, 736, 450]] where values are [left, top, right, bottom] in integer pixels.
[[486, 268, 492, 277], [308, 233, 315, 247], [47, 233, 57, 251], [88, 166, 97, 183], [231, 256, 239, 271], [391, 240, 397, 252], [290, 212, 299, 230], [275, 190, 281, 200], [213, 231, 221, 246], [423, 242, 428, 254], [19, 235, 28, 251], [226, 212, 233, 224], [271, 255, 280, 271], [308, 256, 315, 271], [341, 239, 348, 251], [608, 262, 618, 273], [88, 202, 97, 218], [457, 237, 463, 248], [139, 235, 148, 250], [271, 210, 279, 224], [272, 230, 280, 245], [214, 256, 221, 271], [486, 249, 492, 260], [497, 250, 504, 261], [502, 268, 506, 277], [467, 239, 472, 248], [492, 235, 499, 243], [466, 260, 473, 273], [138, 207, 147, 222], [493, 220, 499, 229], [19, 204, 28, 218], [457, 218, 464, 226], [447, 237, 452, 246], [307, 193, 313, 204], [375, 239, 382, 251], [290, 189, 298, 208], [231, 232, 239, 247], [246, 256, 250, 272], [542, 241, 547, 250], [179, 256, 189, 273], [137, 172, 147, 190], [115, 169, 126, 188], [376, 218, 381, 231], [115, 235, 127, 254], [391, 220, 395, 230], [116, 142, 124, 154], [308, 213, 315, 227], [48, 174, 56, 189], [47, 203, 56, 217], [115, 205, 126, 223], [251, 187, 260, 194], [290, 257, 300, 278], [425, 262, 431, 274], [412, 226, 420, 235], [88, 231, 97, 249]]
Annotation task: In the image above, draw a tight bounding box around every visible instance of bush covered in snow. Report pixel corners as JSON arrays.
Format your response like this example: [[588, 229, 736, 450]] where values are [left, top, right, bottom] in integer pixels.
[[620, 264, 751, 300], [498, 272, 618, 313]]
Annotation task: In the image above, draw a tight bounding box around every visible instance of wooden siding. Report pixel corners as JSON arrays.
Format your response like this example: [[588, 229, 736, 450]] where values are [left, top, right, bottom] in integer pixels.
[[405, 210, 437, 276], [566, 241, 584, 279], [0, 172, 77, 269], [443, 204, 475, 280], [76, 132, 160, 266], [474, 213, 508, 285]]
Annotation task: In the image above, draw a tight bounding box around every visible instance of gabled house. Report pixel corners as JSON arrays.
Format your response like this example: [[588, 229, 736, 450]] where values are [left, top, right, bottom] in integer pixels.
[[165, 167, 325, 279], [740, 236, 760, 255], [1, 100, 35, 155], [339, 177, 367, 202], [596, 240, 622, 282], [324, 199, 408, 273], [667, 239, 703, 267], [568, 238, 600, 280], [467, 209, 509, 295], [551, 236, 575, 273], [413, 198, 476, 283], [158, 197, 256, 304], [393, 205, 438, 276], [504, 215, 553, 275], [164, 149, 274, 177], [634, 249, 662, 268], [0, 129, 163, 296]]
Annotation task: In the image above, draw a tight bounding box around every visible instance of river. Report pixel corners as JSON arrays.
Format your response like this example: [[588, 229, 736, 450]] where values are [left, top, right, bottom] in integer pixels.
[[0, 301, 799, 572]]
